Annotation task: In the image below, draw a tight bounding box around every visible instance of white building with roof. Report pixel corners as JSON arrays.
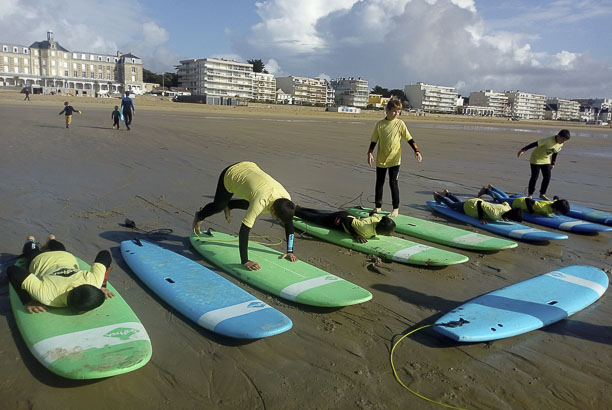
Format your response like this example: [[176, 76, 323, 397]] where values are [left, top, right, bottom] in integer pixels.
[[469, 90, 509, 117], [252, 72, 276, 102], [505, 91, 546, 119], [404, 82, 458, 113], [275, 76, 327, 105], [330, 77, 369, 108]]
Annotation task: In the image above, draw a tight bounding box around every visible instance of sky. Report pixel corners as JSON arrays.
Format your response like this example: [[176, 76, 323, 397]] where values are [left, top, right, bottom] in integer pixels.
[[1, 0, 611, 99]]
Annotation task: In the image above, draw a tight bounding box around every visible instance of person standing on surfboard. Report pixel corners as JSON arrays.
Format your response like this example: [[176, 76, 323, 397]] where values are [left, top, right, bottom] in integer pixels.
[[192, 161, 298, 271], [121, 91, 135, 130], [517, 129, 570, 200], [477, 185, 570, 216], [367, 98, 422, 218], [6, 235, 114, 314], [295, 207, 396, 243], [433, 189, 523, 224]]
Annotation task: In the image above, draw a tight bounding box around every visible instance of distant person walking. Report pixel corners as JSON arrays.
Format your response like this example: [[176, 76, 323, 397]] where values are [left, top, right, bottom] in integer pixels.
[[121, 91, 135, 130], [367, 98, 422, 217], [517, 129, 570, 200], [59, 101, 81, 129], [111, 105, 121, 129], [24, 88, 31, 101]]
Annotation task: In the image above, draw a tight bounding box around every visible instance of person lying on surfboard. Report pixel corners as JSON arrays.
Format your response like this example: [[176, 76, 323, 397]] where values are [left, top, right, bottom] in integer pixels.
[[192, 161, 298, 271], [6, 235, 114, 314], [295, 207, 396, 243], [477, 184, 570, 217], [433, 189, 523, 225]]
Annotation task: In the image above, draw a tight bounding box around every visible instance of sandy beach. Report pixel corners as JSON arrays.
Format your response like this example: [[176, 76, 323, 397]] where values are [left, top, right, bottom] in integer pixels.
[[0, 90, 610, 410]]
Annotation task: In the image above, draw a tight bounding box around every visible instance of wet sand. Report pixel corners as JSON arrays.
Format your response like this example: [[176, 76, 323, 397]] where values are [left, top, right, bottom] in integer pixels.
[[0, 91, 611, 410]]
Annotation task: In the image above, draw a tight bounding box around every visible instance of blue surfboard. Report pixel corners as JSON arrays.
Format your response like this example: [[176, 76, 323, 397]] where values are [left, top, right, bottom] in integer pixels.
[[121, 239, 292, 339], [426, 201, 568, 241], [566, 204, 612, 226], [120, 105, 125, 122], [434, 265, 608, 342], [506, 196, 612, 234]]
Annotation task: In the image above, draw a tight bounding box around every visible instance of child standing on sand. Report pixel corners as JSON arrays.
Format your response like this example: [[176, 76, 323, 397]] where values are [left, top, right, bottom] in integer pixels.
[[517, 129, 570, 200], [59, 101, 81, 129], [367, 98, 422, 217], [111, 105, 121, 129]]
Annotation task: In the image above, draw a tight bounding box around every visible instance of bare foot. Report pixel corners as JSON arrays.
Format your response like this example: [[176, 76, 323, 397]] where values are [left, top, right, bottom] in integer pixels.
[[477, 186, 487, 198], [442, 188, 450, 196], [374, 207, 381, 213], [26, 235, 35, 242], [224, 207, 232, 223], [389, 209, 399, 217], [433, 192, 442, 204], [487, 184, 494, 189], [48, 234, 56, 241]]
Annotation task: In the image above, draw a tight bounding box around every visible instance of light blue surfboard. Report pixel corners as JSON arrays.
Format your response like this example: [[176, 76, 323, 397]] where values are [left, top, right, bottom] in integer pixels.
[[506, 196, 612, 234], [120, 239, 292, 339], [566, 204, 612, 226], [433, 265, 608, 342], [427, 201, 568, 241]]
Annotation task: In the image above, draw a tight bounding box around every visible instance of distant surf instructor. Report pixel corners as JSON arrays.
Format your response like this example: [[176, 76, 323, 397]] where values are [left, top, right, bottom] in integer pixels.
[[192, 161, 298, 271], [121, 91, 135, 130]]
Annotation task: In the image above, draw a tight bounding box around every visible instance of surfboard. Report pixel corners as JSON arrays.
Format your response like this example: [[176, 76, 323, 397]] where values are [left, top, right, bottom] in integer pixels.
[[120, 105, 124, 122], [292, 217, 468, 266], [189, 230, 372, 307], [9, 257, 152, 379], [426, 201, 568, 241], [566, 204, 612, 226], [433, 265, 608, 342], [120, 239, 292, 339], [346, 207, 517, 251], [506, 196, 612, 234]]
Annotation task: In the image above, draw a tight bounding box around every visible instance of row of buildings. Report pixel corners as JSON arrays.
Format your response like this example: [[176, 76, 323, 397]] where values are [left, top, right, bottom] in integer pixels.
[[2, 33, 608, 123]]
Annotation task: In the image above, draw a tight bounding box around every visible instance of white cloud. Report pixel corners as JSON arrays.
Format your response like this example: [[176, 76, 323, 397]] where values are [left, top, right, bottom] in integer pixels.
[[236, 0, 612, 98], [265, 58, 282, 75]]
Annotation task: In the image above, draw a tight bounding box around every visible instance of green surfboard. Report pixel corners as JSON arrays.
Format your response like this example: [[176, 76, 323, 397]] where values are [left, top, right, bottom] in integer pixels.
[[346, 207, 517, 251], [9, 257, 152, 379], [189, 230, 372, 307], [292, 217, 468, 266]]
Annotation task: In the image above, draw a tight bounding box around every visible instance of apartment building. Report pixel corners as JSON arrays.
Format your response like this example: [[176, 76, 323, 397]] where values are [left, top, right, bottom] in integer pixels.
[[177, 58, 253, 104], [329, 77, 369, 108], [404, 82, 458, 113], [325, 81, 335, 107], [505, 91, 546, 119], [545, 98, 580, 120], [468, 90, 509, 117], [252, 72, 276, 102], [0, 31, 144, 95], [275, 76, 327, 105]]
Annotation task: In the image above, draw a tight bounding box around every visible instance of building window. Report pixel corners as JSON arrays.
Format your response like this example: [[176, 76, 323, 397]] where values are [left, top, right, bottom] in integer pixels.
[[106, 57, 110, 62], [98, 73, 102, 79], [90, 55, 95, 60], [52, 69, 56, 75], [64, 53, 69, 59], [98, 56, 102, 61], [24, 48, 29, 54], [107, 74, 111, 80], [2, 46, 7, 52], [82, 64, 86, 70], [51, 50, 56, 56], [81, 54, 86, 60], [106, 65, 110, 70], [2, 56, 7, 63], [14, 57, 18, 64], [98, 64, 102, 70], [13, 47, 18, 53], [64, 70, 69, 76], [131, 75, 135, 82], [132, 67, 136, 73], [90, 64, 94, 70], [74, 71, 78, 77], [51, 60, 56, 66], [82, 72, 87, 78], [73, 53, 78, 59], [4, 65, 9, 72], [90, 72, 94, 79]]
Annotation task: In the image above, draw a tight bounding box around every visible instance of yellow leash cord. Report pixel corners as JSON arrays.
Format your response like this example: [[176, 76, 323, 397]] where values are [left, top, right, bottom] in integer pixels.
[[390, 324, 467, 410]]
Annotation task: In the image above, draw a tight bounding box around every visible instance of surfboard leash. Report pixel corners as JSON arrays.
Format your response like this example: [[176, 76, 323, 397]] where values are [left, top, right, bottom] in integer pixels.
[[390, 319, 469, 410], [121, 219, 173, 240]]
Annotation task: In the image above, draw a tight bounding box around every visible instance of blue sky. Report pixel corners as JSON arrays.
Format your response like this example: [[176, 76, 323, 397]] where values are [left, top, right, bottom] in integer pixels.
[[1, 0, 611, 98]]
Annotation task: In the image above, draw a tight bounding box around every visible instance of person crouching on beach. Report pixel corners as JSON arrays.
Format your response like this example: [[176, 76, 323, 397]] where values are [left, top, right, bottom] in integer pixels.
[[59, 101, 81, 129], [6, 235, 114, 314], [295, 207, 396, 243], [433, 189, 523, 224], [192, 161, 298, 271]]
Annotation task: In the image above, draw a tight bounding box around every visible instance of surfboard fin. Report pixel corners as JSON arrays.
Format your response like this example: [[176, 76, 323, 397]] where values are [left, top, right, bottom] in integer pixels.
[[438, 318, 470, 328]]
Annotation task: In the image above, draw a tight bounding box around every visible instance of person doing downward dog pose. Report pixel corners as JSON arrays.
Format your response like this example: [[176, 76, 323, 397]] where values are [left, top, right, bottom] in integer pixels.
[[477, 185, 570, 216], [517, 129, 570, 200], [192, 161, 298, 271], [367, 98, 422, 218], [6, 235, 114, 314], [295, 207, 396, 243], [433, 189, 523, 224]]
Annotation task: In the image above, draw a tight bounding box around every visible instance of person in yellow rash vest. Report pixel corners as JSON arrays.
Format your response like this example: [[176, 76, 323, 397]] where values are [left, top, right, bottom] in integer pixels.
[[6, 235, 114, 314], [367, 98, 422, 218], [477, 184, 570, 216], [294, 207, 396, 243], [433, 189, 523, 224], [192, 161, 298, 271]]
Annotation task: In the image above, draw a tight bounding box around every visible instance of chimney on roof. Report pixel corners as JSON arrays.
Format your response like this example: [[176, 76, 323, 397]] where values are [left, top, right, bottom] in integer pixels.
[[47, 31, 54, 41]]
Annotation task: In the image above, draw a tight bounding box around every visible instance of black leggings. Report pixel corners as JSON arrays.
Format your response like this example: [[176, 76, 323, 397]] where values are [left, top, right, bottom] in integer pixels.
[[295, 208, 348, 231], [437, 192, 465, 213], [196, 164, 249, 221], [375, 166, 400, 209], [528, 163, 552, 196], [123, 110, 132, 126]]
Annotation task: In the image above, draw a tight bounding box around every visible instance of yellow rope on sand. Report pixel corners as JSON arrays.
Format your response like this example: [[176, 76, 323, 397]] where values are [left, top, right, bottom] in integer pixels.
[[390, 324, 467, 410]]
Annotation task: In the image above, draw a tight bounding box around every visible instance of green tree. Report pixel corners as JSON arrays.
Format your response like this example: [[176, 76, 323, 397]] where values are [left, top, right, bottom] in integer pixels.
[[247, 59, 268, 73], [371, 85, 389, 96], [388, 89, 407, 102]]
